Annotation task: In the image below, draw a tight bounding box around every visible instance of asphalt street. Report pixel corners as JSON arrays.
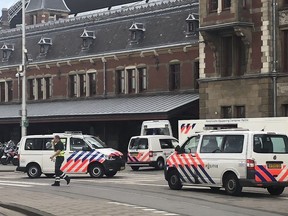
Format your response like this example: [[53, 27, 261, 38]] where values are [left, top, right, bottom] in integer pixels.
[[0, 165, 287, 216]]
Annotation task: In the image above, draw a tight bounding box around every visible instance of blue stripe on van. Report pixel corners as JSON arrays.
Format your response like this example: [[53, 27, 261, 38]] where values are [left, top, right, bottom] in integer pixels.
[[179, 165, 195, 183], [82, 151, 93, 161], [198, 165, 215, 184], [258, 165, 277, 182], [185, 165, 198, 183], [74, 151, 86, 162], [67, 151, 77, 161], [255, 172, 267, 182], [191, 165, 207, 183]]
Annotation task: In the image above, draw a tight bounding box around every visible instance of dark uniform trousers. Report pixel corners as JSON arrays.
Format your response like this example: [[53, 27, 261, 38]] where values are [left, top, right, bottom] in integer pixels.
[[54, 156, 69, 183]]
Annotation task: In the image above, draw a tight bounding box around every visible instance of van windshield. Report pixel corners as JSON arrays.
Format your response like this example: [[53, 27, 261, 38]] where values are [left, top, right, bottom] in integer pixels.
[[84, 137, 107, 149], [129, 138, 148, 150], [143, 128, 170, 135], [254, 134, 288, 153]]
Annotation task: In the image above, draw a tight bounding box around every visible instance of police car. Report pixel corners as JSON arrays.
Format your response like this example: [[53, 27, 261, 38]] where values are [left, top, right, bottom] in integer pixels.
[[127, 135, 178, 170], [165, 130, 288, 196], [17, 132, 125, 178]]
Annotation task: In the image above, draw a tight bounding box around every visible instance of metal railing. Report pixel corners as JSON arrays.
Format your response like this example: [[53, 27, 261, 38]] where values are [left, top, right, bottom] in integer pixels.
[[0, 0, 29, 23]]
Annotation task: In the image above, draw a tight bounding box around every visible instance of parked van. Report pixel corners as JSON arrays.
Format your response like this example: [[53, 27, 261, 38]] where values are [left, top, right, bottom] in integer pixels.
[[165, 130, 288, 196], [127, 135, 178, 171], [141, 120, 173, 136], [17, 132, 125, 178]]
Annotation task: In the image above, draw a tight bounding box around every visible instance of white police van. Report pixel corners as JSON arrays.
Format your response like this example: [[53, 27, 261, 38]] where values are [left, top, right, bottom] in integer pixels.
[[165, 130, 288, 196], [127, 135, 178, 170], [17, 132, 125, 178]]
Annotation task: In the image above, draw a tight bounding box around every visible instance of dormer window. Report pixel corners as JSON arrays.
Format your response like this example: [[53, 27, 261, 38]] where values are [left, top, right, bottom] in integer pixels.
[[1, 43, 14, 62], [129, 23, 145, 45], [80, 29, 96, 50], [186, 14, 199, 36], [38, 37, 52, 56]]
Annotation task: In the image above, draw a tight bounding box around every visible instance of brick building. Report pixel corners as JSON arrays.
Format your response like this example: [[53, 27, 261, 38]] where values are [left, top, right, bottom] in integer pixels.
[[199, 0, 288, 119], [0, 0, 199, 151]]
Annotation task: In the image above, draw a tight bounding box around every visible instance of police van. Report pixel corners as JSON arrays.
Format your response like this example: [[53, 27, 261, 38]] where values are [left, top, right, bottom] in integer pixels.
[[165, 130, 288, 196], [17, 132, 125, 178], [127, 135, 178, 171]]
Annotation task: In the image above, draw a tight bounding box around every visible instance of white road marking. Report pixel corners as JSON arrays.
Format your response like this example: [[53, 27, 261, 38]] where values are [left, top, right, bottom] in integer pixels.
[[107, 201, 179, 215], [280, 197, 288, 200], [0, 182, 31, 187], [0, 180, 49, 186]]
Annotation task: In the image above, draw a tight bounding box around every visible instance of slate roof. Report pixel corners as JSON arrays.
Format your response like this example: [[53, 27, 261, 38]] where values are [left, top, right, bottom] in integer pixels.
[[0, 93, 199, 120], [0, 0, 199, 68], [26, 0, 70, 13]]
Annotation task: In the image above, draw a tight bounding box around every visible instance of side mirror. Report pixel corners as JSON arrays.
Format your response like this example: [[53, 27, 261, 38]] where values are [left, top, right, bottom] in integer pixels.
[[175, 145, 181, 153]]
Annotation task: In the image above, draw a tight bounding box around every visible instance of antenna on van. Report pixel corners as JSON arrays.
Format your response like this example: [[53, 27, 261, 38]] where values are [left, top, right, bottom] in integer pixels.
[[261, 127, 265, 131]]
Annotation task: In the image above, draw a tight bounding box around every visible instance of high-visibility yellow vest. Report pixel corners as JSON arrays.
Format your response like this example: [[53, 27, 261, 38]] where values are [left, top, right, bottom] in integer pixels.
[[59, 150, 65, 157]]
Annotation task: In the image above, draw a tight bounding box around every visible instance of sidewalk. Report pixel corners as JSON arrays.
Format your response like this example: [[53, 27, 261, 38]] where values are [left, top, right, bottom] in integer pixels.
[[0, 164, 16, 172]]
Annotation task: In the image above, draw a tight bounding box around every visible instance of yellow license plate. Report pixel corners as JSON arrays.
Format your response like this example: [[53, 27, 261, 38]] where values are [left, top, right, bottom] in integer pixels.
[[267, 163, 281, 169], [130, 152, 138, 157]]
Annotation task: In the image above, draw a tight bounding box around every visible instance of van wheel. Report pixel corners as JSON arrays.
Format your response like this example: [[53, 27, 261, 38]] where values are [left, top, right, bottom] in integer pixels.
[[131, 166, 139, 171], [105, 171, 117, 178], [267, 186, 285, 195], [89, 164, 104, 178], [27, 164, 42, 178], [224, 174, 242, 196], [168, 170, 182, 190], [155, 158, 164, 170]]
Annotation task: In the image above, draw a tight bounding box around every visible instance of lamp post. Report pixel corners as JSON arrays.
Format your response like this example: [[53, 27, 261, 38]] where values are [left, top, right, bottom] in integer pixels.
[[21, 0, 27, 137]]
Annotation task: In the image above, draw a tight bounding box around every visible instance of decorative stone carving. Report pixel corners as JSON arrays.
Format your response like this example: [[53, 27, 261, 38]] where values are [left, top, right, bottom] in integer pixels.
[[279, 10, 288, 26]]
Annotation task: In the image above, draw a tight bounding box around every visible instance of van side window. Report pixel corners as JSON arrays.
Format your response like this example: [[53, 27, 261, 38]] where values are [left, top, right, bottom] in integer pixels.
[[160, 139, 175, 149], [254, 135, 288, 153], [25, 138, 43, 150], [182, 136, 199, 153], [70, 138, 87, 151], [44, 138, 53, 150], [200, 135, 223, 153], [129, 138, 148, 150], [222, 135, 244, 153]]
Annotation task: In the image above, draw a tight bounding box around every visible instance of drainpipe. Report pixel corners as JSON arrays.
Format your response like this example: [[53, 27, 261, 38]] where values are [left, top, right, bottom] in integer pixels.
[[272, 0, 277, 117], [102, 57, 107, 98]]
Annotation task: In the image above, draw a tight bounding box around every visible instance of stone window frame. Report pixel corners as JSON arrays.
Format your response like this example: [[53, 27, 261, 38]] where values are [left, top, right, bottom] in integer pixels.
[[87, 69, 97, 97], [115, 65, 148, 94], [0, 80, 13, 102], [169, 60, 181, 91], [222, 0, 231, 10], [221, 106, 232, 118], [209, 0, 218, 13]]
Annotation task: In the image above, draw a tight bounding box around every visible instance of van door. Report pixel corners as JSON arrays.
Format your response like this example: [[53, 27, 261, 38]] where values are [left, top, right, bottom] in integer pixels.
[[197, 134, 246, 186], [127, 138, 150, 164], [61, 137, 90, 174], [252, 134, 288, 184], [167, 135, 200, 184], [159, 138, 178, 159], [42, 137, 67, 173], [41, 137, 54, 173]]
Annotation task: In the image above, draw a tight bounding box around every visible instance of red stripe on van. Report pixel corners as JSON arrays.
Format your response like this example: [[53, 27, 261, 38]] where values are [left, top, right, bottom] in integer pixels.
[[195, 153, 204, 167], [67, 159, 81, 172], [255, 166, 272, 182]]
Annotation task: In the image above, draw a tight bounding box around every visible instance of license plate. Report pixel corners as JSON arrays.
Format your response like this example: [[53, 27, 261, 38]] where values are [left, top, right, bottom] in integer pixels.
[[130, 152, 138, 157], [267, 163, 281, 169]]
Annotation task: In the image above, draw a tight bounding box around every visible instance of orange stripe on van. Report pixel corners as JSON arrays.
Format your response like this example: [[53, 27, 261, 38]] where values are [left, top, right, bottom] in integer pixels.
[[255, 166, 272, 182], [195, 153, 204, 167]]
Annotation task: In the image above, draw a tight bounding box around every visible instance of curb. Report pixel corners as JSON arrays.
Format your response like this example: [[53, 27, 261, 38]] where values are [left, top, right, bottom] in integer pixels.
[[0, 202, 54, 216]]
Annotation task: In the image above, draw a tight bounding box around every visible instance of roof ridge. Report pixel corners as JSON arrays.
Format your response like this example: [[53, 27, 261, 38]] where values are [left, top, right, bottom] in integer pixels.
[[0, 0, 197, 36]]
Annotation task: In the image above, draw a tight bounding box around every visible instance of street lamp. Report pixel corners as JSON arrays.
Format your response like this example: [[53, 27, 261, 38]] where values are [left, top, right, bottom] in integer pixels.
[[21, 0, 27, 137]]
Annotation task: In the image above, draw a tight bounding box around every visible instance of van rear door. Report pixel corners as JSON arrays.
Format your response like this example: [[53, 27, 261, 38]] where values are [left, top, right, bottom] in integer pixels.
[[127, 137, 150, 164], [252, 134, 288, 184]]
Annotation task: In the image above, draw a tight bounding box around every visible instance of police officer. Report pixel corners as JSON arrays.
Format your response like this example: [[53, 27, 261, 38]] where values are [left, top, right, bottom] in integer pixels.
[[50, 135, 70, 186]]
